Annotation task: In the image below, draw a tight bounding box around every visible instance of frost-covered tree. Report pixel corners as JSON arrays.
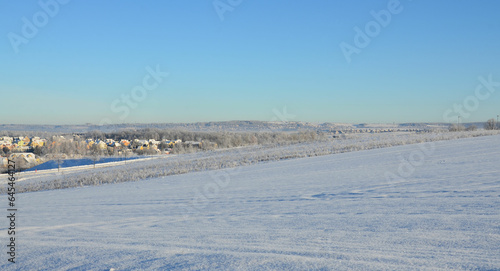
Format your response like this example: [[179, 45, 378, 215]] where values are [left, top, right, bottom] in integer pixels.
[[465, 125, 477, 131], [33, 146, 48, 156], [449, 124, 465, 132], [484, 119, 496, 130]]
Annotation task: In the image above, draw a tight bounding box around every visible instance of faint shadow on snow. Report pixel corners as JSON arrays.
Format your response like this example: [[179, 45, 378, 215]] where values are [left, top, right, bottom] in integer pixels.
[[310, 191, 365, 200]]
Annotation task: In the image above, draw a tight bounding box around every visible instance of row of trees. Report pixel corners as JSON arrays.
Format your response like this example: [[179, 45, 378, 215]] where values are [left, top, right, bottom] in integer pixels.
[[449, 124, 477, 132], [2, 130, 327, 159], [84, 129, 326, 153], [449, 119, 499, 132], [484, 118, 499, 130], [85, 129, 325, 150]]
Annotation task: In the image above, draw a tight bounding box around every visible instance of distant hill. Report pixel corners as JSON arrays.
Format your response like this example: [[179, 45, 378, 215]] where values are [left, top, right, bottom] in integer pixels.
[[0, 121, 352, 134], [0, 121, 485, 134]]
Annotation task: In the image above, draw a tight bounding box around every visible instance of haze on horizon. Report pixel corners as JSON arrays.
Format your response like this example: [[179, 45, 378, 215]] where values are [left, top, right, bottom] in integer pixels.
[[1, 1, 499, 125]]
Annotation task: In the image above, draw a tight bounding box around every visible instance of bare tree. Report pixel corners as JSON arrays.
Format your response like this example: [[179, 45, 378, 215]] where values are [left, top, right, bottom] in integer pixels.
[[484, 119, 496, 130], [89, 144, 104, 168], [449, 124, 465, 132]]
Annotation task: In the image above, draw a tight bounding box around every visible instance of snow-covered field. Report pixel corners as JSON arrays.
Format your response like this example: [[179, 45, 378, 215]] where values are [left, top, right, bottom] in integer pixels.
[[4, 130, 499, 194], [1, 135, 499, 270]]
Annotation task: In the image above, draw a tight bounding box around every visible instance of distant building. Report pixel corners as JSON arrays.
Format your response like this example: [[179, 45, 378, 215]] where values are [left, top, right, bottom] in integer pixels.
[[161, 139, 176, 148], [30, 139, 46, 148], [149, 139, 161, 146], [105, 139, 116, 145], [119, 139, 130, 147], [109, 142, 121, 148], [0, 137, 13, 142], [184, 141, 202, 147], [0, 140, 13, 149], [136, 139, 149, 147], [95, 140, 108, 150], [8, 153, 36, 164]]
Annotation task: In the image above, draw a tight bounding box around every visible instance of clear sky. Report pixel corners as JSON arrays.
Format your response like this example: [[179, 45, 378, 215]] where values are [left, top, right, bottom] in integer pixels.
[[1, 0, 499, 125]]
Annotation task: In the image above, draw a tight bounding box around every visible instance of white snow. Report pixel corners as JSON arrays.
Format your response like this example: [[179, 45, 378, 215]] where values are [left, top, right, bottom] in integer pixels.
[[1, 135, 499, 270]]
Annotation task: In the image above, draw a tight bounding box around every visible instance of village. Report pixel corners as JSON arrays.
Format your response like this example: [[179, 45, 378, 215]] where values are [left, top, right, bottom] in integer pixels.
[[0, 126, 451, 172], [0, 135, 205, 172]]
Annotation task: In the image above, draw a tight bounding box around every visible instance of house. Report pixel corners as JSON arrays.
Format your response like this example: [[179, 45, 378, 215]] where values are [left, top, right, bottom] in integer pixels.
[[119, 139, 130, 147], [16, 139, 30, 147], [184, 141, 202, 148], [8, 153, 36, 164], [149, 139, 161, 146], [12, 137, 22, 144], [109, 142, 121, 148], [85, 139, 95, 149], [105, 139, 116, 146], [30, 139, 46, 148], [0, 140, 13, 148], [148, 140, 161, 150], [161, 139, 175, 148], [0, 137, 13, 142], [87, 139, 107, 150], [135, 139, 149, 149], [94, 140, 108, 150]]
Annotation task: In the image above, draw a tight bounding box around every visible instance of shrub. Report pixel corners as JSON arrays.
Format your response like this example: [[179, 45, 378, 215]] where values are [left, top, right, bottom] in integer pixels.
[[465, 125, 477, 131]]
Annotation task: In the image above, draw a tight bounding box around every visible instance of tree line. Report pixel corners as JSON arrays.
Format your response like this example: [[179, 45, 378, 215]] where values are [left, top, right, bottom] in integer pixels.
[[1, 129, 327, 159], [449, 118, 499, 132]]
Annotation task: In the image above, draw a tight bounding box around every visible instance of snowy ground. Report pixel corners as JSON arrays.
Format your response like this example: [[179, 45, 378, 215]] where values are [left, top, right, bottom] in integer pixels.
[[1, 135, 499, 270]]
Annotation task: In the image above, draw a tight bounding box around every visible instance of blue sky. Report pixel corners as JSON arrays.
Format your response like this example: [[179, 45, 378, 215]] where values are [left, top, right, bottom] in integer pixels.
[[1, 0, 499, 125]]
